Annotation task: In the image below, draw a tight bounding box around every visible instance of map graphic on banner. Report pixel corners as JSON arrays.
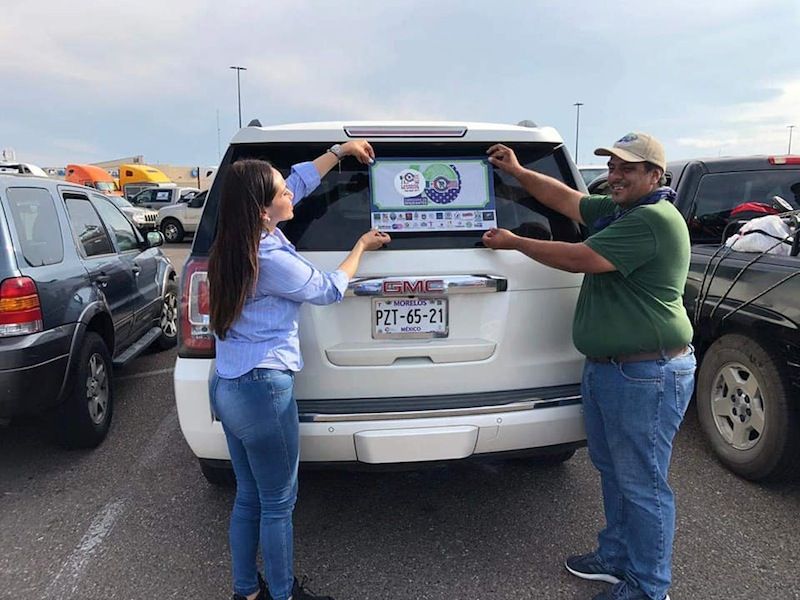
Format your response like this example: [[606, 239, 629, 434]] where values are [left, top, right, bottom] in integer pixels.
[[369, 158, 497, 232]]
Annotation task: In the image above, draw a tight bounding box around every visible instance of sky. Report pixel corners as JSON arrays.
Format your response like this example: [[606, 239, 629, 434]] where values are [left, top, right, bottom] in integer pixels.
[[1, 0, 799, 169]]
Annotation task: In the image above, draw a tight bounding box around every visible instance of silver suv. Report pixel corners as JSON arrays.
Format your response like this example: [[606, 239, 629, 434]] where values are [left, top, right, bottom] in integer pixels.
[[175, 121, 588, 484]]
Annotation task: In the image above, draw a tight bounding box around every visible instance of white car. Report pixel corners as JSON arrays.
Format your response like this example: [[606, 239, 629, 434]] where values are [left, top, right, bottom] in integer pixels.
[[157, 190, 206, 243], [175, 120, 587, 484], [577, 164, 608, 187]]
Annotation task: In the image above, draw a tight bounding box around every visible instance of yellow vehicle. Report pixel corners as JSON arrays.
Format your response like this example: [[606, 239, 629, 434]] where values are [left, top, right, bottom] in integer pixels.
[[119, 164, 172, 199]]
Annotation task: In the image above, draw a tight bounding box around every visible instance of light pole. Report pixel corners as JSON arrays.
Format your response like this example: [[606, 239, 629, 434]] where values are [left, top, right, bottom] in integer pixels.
[[788, 125, 796, 155], [229, 66, 247, 128], [573, 102, 584, 163]]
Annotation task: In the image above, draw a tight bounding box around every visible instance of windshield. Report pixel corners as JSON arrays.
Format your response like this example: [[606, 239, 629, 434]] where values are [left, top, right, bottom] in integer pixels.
[[95, 181, 120, 193], [109, 196, 133, 208]]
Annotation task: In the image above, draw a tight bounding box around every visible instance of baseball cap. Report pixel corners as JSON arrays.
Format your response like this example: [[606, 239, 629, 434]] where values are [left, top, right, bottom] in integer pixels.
[[594, 132, 666, 171]]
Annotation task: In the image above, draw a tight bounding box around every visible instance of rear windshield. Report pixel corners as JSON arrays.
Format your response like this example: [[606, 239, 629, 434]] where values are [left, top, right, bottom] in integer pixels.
[[4, 186, 64, 266], [196, 142, 582, 253], [691, 169, 800, 243]]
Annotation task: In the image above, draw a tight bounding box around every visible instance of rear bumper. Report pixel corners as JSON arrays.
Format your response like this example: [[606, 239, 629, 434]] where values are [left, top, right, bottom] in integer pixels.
[[175, 357, 586, 464], [0, 324, 75, 417]]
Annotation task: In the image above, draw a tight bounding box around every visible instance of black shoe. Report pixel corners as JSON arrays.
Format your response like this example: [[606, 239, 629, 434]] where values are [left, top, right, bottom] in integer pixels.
[[565, 551, 623, 584], [591, 580, 671, 600], [232, 572, 270, 600], [290, 576, 334, 600]]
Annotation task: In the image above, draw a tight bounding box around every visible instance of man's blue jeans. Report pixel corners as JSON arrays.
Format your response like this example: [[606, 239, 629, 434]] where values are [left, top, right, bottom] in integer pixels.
[[582, 349, 696, 600], [210, 368, 298, 600]]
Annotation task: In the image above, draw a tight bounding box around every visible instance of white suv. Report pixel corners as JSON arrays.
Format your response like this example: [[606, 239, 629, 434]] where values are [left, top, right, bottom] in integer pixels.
[[175, 121, 587, 484], [157, 190, 206, 243]]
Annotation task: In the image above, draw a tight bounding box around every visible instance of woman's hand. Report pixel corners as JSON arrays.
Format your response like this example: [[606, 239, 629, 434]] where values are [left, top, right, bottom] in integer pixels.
[[486, 144, 523, 177], [342, 140, 376, 165], [356, 229, 391, 251], [482, 227, 519, 250]]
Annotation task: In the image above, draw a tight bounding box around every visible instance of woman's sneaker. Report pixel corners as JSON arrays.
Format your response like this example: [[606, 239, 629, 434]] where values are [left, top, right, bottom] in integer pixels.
[[565, 551, 623, 584], [232, 572, 270, 600], [290, 576, 334, 600]]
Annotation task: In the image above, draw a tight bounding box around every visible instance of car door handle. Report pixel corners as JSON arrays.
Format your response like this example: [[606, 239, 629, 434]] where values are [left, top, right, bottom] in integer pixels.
[[132, 264, 142, 276], [95, 274, 110, 287]]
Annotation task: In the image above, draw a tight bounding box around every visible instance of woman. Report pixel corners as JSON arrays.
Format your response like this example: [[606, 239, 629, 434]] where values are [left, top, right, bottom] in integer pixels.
[[208, 141, 390, 600]]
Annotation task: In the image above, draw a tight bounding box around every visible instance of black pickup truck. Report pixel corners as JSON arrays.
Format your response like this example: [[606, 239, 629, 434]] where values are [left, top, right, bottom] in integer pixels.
[[591, 155, 800, 481]]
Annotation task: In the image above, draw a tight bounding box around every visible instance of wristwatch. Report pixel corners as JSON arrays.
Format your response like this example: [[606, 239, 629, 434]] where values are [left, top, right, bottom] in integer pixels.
[[327, 144, 345, 160]]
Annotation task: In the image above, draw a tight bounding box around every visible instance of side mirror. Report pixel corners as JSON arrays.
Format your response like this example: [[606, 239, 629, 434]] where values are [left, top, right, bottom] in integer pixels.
[[146, 231, 164, 248]]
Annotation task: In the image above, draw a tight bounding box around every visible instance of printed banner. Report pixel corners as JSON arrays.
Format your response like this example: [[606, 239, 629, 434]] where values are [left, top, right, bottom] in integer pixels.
[[369, 158, 497, 232]]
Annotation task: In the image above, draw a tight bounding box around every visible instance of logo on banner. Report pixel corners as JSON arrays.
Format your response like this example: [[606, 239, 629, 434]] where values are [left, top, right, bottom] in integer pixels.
[[423, 163, 461, 205], [394, 169, 425, 198]]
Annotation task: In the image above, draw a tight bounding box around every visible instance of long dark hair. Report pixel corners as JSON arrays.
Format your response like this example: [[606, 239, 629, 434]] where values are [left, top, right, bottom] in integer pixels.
[[208, 159, 277, 339]]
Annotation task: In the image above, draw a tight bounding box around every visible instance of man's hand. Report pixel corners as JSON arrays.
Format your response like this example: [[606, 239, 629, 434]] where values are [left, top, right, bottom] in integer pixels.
[[486, 144, 523, 177], [342, 140, 375, 164], [482, 227, 519, 250]]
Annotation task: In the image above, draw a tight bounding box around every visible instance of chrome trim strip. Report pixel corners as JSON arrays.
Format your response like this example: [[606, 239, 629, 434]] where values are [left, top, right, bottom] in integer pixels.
[[299, 396, 581, 423], [346, 274, 507, 297]]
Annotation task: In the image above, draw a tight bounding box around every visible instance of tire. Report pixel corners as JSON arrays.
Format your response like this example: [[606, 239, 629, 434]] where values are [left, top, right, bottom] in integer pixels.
[[696, 334, 800, 481], [200, 460, 236, 487], [55, 332, 113, 449], [160, 218, 184, 243], [154, 279, 178, 350]]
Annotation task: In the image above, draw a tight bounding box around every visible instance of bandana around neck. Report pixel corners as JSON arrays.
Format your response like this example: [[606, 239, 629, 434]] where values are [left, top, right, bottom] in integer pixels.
[[593, 186, 677, 232]]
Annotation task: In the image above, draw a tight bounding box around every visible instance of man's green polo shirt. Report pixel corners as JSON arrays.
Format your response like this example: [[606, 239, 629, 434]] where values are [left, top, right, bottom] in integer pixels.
[[573, 194, 693, 358]]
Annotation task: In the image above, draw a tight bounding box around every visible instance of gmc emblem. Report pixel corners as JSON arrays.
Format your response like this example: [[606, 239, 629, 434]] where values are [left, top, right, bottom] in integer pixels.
[[382, 279, 445, 295]]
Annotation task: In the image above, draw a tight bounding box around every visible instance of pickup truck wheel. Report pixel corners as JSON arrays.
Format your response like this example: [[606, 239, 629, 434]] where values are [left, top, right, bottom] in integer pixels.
[[55, 332, 113, 449], [696, 334, 800, 481], [154, 280, 178, 350], [160, 218, 184, 243], [200, 460, 236, 487]]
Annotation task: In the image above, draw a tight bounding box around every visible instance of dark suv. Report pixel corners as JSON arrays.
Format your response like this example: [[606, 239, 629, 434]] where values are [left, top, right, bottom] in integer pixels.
[[0, 174, 178, 447]]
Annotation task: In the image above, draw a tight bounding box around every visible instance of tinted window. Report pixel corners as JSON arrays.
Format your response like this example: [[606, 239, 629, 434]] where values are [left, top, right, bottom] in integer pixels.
[[5, 187, 64, 266], [227, 142, 581, 251], [691, 170, 800, 243], [153, 189, 173, 204], [91, 194, 140, 251], [64, 196, 114, 257]]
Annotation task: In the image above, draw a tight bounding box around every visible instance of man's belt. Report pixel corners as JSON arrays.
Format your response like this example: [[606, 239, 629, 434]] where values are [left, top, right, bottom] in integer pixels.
[[587, 345, 689, 364]]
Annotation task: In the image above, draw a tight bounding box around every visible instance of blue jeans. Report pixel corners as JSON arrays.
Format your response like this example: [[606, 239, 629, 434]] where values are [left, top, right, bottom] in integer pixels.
[[210, 368, 299, 600], [581, 348, 696, 600]]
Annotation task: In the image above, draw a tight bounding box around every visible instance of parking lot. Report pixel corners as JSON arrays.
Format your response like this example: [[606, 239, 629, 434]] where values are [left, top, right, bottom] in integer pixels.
[[0, 242, 798, 600]]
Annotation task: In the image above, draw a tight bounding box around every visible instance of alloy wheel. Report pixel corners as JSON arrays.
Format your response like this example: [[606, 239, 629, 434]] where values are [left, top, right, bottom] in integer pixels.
[[710, 361, 765, 451], [161, 290, 178, 338], [85, 353, 109, 425]]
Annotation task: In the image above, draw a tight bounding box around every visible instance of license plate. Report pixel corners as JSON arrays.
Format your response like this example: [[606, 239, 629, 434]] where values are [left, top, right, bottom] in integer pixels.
[[372, 298, 448, 339]]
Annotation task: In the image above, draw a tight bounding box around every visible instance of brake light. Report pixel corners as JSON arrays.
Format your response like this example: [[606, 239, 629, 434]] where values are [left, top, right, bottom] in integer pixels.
[[344, 125, 467, 138], [178, 256, 215, 357], [0, 277, 43, 337], [768, 156, 800, 165]]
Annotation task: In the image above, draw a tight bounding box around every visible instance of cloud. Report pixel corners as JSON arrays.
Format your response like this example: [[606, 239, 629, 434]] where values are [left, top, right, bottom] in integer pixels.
[[674, 79, 800, 156]]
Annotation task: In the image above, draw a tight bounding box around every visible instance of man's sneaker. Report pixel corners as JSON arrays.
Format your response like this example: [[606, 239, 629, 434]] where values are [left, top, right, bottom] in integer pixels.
[[565, 551, 622, 584], [290, 576, 335, 600], [591, 580, 670, 600]]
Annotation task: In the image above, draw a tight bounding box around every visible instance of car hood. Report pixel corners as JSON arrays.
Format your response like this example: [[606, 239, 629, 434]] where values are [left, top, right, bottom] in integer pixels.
[[121, 206, 158, 217]]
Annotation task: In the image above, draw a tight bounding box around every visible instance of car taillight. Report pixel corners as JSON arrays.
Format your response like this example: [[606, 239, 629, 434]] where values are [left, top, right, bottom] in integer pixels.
[[768, 156, 800, 165], [0, 277, 43, 337], [178, 256, 215, 357]]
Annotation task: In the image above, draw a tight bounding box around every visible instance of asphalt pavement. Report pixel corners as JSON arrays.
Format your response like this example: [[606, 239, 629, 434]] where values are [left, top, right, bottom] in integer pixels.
[[1, 242, 798, 600]]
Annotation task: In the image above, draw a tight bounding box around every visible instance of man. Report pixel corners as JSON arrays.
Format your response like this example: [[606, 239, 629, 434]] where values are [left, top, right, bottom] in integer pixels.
[[483, 133, 695, 600]]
